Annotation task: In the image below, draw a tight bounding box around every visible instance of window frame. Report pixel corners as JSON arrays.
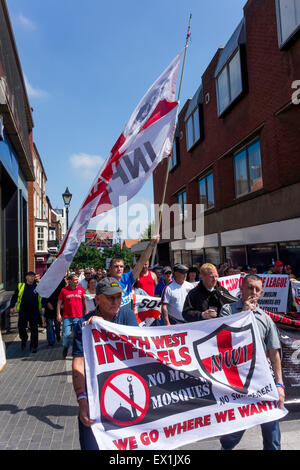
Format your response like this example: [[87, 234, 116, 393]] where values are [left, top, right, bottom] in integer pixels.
[[169, 136, 180, 172], [185, 106, 201, 151], [233, 138, 263, 198], [276, 0, 300, 48], [216, 48, 244, 116], [177, 189, 187, 221], [198, 171, 215, 211]]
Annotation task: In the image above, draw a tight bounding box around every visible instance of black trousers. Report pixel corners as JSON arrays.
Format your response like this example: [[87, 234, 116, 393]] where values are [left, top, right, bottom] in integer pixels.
[[18, 310, 39, 348]]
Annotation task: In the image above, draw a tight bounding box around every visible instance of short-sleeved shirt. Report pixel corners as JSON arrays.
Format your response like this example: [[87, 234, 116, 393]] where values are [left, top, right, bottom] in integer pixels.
[[162, 280, 194, 322], [119, 271, 135, 306], [58, 286, 86, 318], [219, 299, 281, 353], [72, 305, 139, 357]]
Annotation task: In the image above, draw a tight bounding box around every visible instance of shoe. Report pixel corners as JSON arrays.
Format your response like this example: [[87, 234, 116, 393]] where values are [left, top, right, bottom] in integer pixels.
[[21, 341, 27, 351], [62, 347, 68, 358]]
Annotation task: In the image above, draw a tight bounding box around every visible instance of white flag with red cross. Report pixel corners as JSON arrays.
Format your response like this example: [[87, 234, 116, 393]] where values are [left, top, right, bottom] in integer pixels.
[[36, 50, 184, 298]]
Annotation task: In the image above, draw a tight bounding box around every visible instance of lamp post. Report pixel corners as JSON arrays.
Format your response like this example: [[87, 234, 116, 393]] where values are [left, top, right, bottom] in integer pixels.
[[62, 187, 72, 231], [116, 227, 122, 247]]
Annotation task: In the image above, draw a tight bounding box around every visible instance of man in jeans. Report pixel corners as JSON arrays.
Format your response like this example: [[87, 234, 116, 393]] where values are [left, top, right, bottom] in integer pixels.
[[57, 274, 86, 358], [219, 274, 285, 450]]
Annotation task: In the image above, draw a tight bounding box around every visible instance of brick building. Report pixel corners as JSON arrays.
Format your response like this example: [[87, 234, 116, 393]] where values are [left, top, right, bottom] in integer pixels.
[[0, 0, 34, 296], [153, 0, 300, 273]]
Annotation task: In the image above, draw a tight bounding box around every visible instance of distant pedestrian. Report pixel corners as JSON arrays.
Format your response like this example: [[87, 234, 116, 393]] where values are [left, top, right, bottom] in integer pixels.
[[155, 266, 173, 297], [161, 264, 194, 325], [43, 278, 66, 347], [85, 278, 97, 313], [187, 267, 200, 283], [57, 274, 86, 358], [9, 271, 44, 353], [79, 269, 92, 290]]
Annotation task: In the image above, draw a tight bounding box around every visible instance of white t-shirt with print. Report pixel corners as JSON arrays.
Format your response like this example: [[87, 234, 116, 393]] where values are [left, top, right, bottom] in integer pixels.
[[162, 280, 194, 322]]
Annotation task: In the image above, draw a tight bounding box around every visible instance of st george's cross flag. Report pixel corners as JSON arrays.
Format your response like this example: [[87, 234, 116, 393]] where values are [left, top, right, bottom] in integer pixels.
[[36, 49, 184, 298]]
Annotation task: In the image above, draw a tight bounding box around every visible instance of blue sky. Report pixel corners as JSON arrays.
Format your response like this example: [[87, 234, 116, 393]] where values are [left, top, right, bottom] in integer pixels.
[[7, 0, 245, 235]]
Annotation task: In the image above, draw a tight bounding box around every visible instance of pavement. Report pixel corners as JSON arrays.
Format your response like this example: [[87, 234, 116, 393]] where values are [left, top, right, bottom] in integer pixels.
[[0, 314, 300, 451]]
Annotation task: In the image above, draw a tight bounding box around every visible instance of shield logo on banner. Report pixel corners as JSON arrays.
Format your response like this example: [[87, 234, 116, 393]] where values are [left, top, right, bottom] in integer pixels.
[[193, 323, 256, 394]]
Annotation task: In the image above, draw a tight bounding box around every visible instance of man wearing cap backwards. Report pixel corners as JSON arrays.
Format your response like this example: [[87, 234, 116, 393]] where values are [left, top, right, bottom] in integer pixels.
[[182, 263, 237, 322], [161, 264, 194, 325], [72, 277, 138, 450], [9, 271, 44, 353]]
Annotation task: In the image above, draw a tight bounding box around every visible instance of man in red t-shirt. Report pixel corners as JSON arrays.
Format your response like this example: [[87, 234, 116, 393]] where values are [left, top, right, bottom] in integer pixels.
[[136, 260, 158, 296], [57, 274, 86, 358]]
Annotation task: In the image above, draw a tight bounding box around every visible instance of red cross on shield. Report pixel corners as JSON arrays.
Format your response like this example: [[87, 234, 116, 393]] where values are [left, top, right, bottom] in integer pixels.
[[193, 323, 256, 394]]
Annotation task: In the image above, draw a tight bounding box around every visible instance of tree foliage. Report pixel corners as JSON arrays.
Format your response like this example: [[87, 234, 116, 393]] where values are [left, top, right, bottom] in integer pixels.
[[70, 242, 134, 270]]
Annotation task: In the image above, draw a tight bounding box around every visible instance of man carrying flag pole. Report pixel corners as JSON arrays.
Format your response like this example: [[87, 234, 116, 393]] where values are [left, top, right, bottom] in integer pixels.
[[36, 47, 185, 300]]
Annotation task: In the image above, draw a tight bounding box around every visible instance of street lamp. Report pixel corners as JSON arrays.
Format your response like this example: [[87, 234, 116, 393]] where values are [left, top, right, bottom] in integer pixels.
[[62, 187, 72, 230], [116, 227, 122, 246]]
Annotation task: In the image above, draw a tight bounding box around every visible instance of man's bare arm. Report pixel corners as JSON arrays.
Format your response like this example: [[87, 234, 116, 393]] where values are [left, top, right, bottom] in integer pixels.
[[161, 304, 170, 326], [268, 348, 285, 409], [72, 357, 96, 427], [132, 235, 160, 280]]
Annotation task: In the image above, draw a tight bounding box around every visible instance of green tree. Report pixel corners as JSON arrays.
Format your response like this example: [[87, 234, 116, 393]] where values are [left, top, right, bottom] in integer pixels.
[[140, 221, 155, 241], [70, 242, 134, 270], [70, 243, 105, 269]]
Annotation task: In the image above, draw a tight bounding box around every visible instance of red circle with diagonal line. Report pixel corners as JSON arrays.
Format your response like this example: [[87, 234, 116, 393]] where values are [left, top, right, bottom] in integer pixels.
[[100, 369, 150, 426]]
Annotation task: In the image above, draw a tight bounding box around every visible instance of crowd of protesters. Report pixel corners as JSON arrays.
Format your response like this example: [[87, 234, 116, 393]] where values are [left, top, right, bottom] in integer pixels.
[[8, 246, 299, 355], [7, 236, 300, 450]]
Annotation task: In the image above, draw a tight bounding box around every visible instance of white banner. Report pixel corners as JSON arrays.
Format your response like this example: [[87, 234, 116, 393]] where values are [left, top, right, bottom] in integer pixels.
[[132, 294, 162, 326], [82, 311, 287, 450], [218, 274, 243, 299], [218, 274, 290, 313], [291, 280, 300, 313]]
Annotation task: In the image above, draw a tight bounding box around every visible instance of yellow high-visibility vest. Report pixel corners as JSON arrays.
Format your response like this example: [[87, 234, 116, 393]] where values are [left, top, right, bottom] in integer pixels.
[[16, 283, 42, 312]]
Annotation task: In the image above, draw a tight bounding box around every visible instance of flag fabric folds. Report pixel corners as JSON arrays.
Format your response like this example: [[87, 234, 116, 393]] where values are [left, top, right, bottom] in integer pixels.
[[36, 49, 184, 298]]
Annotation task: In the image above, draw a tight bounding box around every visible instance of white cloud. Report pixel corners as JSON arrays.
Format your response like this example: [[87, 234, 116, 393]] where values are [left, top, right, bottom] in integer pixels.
[[70, 153, 104, 178], [17, 13, 36, 31], [24, 75, 49, 99]]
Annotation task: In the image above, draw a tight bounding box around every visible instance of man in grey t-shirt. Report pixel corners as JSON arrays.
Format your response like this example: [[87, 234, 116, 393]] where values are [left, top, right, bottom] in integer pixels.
[[219, 274, 285, 450]]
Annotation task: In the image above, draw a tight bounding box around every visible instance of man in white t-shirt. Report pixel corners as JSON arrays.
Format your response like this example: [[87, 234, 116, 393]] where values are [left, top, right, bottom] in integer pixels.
[[161, 264, 194, 325]]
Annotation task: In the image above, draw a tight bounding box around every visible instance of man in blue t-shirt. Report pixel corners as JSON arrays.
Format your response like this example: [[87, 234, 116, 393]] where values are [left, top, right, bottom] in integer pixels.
[[108, 235, 160, 307], [72, 277, 138, 450]]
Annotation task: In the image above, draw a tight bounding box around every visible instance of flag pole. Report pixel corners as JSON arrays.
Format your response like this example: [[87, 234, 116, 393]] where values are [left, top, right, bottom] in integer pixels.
[[151, 13, 192, 266]]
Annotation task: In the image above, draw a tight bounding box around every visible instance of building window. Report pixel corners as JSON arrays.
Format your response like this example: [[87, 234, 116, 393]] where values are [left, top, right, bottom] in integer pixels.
[[216, 49, 243, 116], [177, 190, 187, 220], [169, 138, 179, 171], [234, 139, 263, 198], [198, 172, 214, 210], [37, 239, 44, 251], [186, 107, 201, 151], [49, 228, 56, 241], [37, 227, 44, 239], [36, 227, 45, 251], [276, 0, 300, 47]]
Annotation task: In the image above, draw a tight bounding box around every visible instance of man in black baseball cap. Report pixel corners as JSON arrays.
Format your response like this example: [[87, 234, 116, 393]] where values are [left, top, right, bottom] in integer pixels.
[[9, 271, 43, 353], [173, 264, 189, 273], [72, 276, 138, 450]]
